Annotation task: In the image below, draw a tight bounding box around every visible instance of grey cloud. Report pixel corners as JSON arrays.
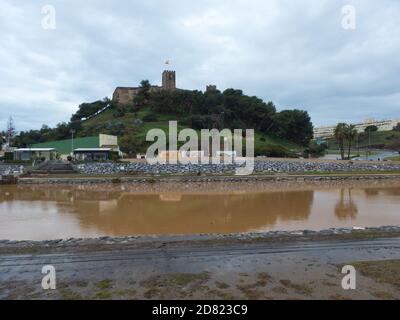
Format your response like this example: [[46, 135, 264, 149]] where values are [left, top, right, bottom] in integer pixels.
[[0, 0, 399, 131]]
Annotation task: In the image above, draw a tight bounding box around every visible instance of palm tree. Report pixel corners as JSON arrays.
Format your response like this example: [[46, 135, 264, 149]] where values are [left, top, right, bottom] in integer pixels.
[[334, 123, 347, 160], [344, 124, 358, 160]]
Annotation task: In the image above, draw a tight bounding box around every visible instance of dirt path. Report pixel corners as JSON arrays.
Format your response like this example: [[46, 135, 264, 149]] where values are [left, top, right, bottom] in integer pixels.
[[1, 237, 399, 300]]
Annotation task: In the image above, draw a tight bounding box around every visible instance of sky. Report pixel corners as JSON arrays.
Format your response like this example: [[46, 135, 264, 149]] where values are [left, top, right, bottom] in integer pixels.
[[0, 0, 399, 132]]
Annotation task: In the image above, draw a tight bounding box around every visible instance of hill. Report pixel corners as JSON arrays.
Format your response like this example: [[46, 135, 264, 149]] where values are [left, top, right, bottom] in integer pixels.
[[78, 105, 303, 156], [14, 86, 314, 157]]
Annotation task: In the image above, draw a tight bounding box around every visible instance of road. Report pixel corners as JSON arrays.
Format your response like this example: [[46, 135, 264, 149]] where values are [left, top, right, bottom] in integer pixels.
[[354, 150, 399, 161], [323, 150, 399, 161]]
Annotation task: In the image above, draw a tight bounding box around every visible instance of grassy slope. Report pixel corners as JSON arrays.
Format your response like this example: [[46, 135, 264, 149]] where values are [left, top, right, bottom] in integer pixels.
[[80, 106, 302, 153], [386, 156, 400, 161], [327, 130, 400, 150]]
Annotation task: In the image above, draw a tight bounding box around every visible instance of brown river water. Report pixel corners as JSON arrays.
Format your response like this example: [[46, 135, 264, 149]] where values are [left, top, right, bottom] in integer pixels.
[[0, 181, 400, 240]]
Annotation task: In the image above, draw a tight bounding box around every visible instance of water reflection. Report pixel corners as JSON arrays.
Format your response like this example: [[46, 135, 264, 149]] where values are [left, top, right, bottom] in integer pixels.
[[1, 183, 400, 240], [364, 188, 400, 197], [335, 189, 358, 220], [0, 185, 313, 236]]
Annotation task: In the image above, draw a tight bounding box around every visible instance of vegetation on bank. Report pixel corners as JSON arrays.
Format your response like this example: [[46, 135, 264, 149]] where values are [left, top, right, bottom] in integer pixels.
[[11, 81, 314, 157], [288, 170, 400, 176], [328, 126, 400, 154], [333, 123, 358, 160], [385, 156, 400, 161]]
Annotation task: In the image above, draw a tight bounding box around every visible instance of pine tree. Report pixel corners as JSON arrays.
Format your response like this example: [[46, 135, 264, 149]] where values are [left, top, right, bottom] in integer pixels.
[[6, 116, 16, 146]]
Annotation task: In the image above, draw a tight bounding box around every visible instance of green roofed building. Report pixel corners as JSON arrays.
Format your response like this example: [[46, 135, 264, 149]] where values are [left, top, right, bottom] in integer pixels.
[[31, 134, 120, 159]]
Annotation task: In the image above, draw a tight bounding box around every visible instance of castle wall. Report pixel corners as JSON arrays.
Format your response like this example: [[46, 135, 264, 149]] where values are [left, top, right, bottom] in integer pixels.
[[113, 86, 162, 106], [113, 70, 176, 106]]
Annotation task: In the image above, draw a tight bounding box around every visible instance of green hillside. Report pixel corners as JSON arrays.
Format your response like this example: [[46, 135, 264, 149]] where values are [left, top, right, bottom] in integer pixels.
[[14, 86, 314, 157], [78, 106, 303, 155]]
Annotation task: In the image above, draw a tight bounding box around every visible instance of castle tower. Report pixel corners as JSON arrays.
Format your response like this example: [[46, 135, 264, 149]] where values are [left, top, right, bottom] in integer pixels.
[[162, 70, 176, 90], [206, 85, 217, 92]]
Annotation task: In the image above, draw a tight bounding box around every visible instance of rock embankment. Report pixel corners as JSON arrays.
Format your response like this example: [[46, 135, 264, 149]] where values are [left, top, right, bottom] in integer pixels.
[[0, 165, 24, 175], [74, 160, 400, 175]]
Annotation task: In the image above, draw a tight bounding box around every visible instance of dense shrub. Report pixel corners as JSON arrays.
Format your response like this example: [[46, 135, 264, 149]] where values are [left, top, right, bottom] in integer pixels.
[[4, 152, 14, 162], [303, 142, 328, 158], [149, 89, 312, 146], [142, 113, 158, 122], [255, 145, 289, 157], [109, 151, 121, 161]]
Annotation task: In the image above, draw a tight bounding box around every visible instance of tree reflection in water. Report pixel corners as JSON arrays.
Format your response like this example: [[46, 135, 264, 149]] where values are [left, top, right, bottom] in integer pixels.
[[335, 188, 358, 220], [0, 185, 314, 235], [2, 182, 400, 239], [70, 191, 315, 235]]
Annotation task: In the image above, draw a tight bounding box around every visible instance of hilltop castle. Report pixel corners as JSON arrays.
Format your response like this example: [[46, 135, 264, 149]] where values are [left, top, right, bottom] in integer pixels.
[[113, 70, 217, 106], [113, 70, 176, 106]]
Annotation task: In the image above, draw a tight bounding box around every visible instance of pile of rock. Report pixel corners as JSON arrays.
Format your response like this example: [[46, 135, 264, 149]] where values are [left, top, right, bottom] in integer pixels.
[[0, 165, 24, 175], [75, 162, 238, 175], [254, 160, 400, 173], [74, 160, 400, 175]]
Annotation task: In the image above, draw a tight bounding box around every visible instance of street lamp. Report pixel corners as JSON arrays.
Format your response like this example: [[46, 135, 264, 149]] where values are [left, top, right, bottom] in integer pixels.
[[70, 129, 76, 157], [367, 129, 371, 161]]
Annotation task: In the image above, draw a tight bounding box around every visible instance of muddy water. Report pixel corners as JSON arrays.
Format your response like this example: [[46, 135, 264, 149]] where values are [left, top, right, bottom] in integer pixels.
[[0, 182, 400, 240]]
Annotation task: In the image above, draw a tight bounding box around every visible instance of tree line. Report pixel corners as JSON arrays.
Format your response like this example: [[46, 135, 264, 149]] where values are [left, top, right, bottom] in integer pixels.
[[143, 84, 314, 146], [11, 81, 314, 151]]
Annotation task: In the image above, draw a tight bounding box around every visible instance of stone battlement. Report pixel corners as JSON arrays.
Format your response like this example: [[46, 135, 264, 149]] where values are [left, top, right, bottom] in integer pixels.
[[113, 70, 177, 106]]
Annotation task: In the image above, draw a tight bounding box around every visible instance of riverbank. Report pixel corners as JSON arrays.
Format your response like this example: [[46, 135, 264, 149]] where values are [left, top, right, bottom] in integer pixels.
[[1, 226, 400, 255], [14, 172, 400, 185], [3, 158, 400, 185], [74, 158, 400, 175], [1, 228, 400, 300], [5, 177, 400, 192], [2, 158, 400, 178]]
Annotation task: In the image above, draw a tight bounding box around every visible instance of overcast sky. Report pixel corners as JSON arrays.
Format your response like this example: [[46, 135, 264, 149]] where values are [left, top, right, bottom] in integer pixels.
[[1, 0, 399, 132]]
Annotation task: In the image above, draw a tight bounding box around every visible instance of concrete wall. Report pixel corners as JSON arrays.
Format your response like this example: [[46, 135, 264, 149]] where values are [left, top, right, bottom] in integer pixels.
[[99, 134, 118, 149]]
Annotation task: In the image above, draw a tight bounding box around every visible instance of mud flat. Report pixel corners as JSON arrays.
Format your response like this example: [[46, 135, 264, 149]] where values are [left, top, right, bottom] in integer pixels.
[[1, 228, 400, 300]]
